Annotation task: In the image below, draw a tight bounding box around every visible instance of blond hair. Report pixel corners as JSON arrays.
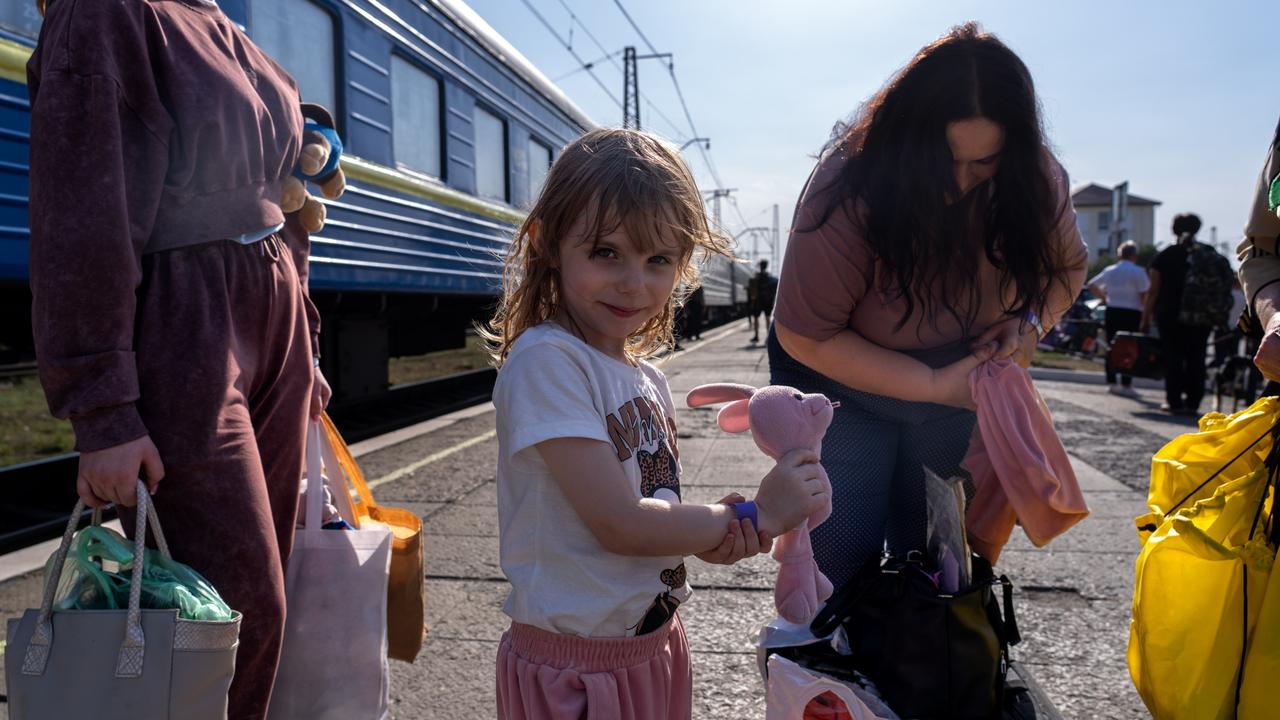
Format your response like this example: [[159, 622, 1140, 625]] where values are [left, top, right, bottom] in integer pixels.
[[482, 128, 730, 365]]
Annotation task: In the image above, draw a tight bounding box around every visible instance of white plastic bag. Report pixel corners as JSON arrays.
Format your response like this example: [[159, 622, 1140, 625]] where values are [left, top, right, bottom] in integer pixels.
[[765, 655, 895, 720]]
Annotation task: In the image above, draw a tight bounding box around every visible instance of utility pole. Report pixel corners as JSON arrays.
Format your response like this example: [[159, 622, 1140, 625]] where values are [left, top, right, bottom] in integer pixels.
[[708, 188, 737, 304], [708, 188, 736, 233], [772, 203, 780, 270], [621, 46, 672, 130], [623, 47, 639, 129], [1110, 181, 1129, 255]]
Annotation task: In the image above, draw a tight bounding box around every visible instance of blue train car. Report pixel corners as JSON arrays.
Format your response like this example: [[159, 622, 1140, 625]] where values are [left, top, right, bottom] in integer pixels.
[[698, 254, 750, 320], [0, 0, 593, 398]]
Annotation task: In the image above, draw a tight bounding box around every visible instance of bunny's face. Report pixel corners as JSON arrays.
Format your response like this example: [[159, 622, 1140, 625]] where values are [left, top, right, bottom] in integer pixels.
[[685, 382, 836, 459], [748, 385, 835, 459]]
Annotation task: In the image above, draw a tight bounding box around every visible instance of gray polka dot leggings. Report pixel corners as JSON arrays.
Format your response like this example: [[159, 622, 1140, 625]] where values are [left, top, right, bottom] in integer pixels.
[[767, 329, 977, 594]]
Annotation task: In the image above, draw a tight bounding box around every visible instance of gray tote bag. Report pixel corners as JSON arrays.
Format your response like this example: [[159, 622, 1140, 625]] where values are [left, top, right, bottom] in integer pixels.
[[4, 480, 242, 720]]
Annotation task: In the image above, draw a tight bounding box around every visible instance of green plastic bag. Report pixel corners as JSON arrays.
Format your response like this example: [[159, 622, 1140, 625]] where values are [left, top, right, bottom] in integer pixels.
[[44, 524, 233, 621]]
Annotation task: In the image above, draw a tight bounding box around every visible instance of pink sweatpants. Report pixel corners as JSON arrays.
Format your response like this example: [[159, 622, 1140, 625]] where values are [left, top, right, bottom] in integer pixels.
[[496, 613, 692, 720]]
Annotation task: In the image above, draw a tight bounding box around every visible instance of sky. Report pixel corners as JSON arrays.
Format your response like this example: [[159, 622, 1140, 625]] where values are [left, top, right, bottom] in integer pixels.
[[466, 0, 1280, 265]]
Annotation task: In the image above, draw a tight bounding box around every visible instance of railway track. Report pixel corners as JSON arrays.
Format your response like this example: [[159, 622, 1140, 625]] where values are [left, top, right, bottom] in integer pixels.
[[0, 368, 497, 555], [0, 361, 38, 380]]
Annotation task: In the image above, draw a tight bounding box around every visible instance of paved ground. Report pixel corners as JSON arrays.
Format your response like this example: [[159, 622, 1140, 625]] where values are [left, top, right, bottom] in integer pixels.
[[1, 322, 1201, 718]]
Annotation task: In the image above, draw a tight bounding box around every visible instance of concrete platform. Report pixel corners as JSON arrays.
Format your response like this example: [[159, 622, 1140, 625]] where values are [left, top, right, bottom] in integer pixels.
[[1, 321, 1186, 718]]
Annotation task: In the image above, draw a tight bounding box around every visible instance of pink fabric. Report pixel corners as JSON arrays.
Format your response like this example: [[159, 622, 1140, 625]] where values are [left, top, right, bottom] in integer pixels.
[[963, 360, 1089, 564], [496, 614, 692, 720], [686, 384, 835, 625]]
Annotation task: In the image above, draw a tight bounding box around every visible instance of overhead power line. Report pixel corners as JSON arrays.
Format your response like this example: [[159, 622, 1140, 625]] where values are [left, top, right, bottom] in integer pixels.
[[519, 0, 623, 110], [668, 68, 723, 188], [610, 0, 660, 55], [611, 0, 726, 193], [551, 50, 621, 82], [549, 0, 687, 140]]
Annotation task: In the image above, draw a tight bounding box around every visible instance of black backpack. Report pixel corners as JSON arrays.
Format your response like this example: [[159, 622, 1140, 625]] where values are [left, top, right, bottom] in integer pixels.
[[1178, 242, 1234, 328]]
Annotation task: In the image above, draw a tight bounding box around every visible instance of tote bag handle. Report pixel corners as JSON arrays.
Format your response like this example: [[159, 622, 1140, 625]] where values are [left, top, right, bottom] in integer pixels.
[[318, 421, 363, 528], [306, 420, 369, 529], [305, 422, 336, 531], [319, 413, 377, 517], [23, 479, 170, 678]]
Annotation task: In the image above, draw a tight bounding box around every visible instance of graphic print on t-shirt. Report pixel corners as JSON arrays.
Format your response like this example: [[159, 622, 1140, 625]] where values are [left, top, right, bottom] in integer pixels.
[[607, 395, 680, 463], [638, 445, 681, 502], [604, 395, 687, 634]]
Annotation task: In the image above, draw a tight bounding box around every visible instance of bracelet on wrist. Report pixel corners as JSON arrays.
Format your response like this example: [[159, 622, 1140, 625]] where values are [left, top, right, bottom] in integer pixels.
[[1024, 310, 1046, 339], [729, 500, 758, 531]]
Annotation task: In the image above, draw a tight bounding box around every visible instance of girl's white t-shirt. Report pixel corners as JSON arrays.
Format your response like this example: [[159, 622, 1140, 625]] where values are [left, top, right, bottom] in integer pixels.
[[493, 323, 692, 637]]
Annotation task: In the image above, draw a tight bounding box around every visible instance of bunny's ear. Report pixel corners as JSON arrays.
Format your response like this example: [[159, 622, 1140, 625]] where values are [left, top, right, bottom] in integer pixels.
[[686, 383, 756, 408], [717, 399, 752, 433]]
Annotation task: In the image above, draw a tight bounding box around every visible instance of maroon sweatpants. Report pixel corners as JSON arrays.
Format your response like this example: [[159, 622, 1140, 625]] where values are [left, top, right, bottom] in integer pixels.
[[117, 234, 313, 720]]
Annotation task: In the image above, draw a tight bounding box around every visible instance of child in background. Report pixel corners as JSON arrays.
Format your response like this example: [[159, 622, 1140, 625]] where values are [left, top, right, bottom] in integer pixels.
[[485, 128, 830, 720]]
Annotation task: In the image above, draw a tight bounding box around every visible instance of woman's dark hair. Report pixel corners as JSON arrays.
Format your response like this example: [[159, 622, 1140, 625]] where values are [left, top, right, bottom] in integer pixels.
[[811, 22, 1068, 336], [1172, 213, 1202, 237]]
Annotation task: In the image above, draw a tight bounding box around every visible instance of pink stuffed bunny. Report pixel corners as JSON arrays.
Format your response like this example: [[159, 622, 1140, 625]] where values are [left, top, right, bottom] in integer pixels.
[[687, 383, 836, 624]]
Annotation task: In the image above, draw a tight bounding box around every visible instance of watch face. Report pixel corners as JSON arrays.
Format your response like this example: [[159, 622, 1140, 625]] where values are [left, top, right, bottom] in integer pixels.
[[1271, 173, 1280, 217]]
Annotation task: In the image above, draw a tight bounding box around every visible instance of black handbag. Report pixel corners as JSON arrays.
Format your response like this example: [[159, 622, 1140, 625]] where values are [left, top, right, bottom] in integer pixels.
[[809, 552, 1021, 720]]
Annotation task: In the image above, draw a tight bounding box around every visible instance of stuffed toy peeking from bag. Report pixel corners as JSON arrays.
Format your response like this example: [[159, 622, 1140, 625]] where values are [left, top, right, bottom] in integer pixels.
[[687, 383, 837, 624]]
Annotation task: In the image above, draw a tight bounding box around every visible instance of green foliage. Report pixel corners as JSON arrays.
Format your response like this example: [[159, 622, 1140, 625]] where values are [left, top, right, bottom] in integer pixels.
[[0, 376, 74, 466], [1087, 244, 1159, 280], [1136, 243, 1159, 267]]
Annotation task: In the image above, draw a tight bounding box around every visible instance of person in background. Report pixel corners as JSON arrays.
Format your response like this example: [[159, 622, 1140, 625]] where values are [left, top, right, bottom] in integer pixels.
[[1142, 213, 1230, 415], [1087, 241, 1149, 396], [684, 285, 706, 341], [1237, 118, 1280, 388], [747, 259, 777, 343]]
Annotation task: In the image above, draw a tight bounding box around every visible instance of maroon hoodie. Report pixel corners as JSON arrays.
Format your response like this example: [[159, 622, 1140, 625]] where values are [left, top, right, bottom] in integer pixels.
[[27, 0, 318, 450]]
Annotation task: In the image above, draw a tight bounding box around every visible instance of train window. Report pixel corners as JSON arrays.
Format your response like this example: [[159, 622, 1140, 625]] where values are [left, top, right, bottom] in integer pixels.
[[0, 3, 42, 39], [474, 106, 507, 202], [390, 56, 442, 178], [249, 0, 337, 113], [528, 139, 551, 199]]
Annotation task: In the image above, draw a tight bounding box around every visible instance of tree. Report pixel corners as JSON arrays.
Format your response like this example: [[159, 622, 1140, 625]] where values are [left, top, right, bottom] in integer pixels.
[[1087, 244, 1159, 279]]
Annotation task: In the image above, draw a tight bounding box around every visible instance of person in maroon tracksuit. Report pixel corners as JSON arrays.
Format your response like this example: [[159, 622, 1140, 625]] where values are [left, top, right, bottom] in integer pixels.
[[27, 0, 340, 716]]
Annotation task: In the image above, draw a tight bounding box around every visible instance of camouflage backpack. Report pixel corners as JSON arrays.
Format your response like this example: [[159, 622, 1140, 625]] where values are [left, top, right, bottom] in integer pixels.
[[1178, 242, 1235, 328]]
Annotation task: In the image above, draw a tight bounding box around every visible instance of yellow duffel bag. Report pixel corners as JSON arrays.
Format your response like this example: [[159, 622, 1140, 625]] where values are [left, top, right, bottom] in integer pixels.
[[1137, 397, 1277, 544], [1128, 397, 1278, 720]]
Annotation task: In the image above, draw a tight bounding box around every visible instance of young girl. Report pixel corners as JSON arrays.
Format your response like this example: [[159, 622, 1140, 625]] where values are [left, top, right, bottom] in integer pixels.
[[486, 128, 830, 719]]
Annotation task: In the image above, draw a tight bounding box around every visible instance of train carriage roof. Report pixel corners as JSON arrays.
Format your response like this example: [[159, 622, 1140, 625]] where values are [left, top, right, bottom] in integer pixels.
[[431, 0, 597, 133]]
